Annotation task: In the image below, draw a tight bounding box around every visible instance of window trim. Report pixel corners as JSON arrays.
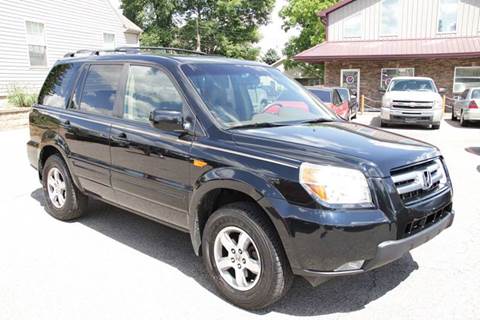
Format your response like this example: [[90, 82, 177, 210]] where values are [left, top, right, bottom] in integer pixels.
[[116, 62, 205, 135], [436, 0, 459, 35], [453, 66, 480, 94], [24, 20, 48, 68], [76, 62, 126, 117], [380, 67, 415, 90], [103, 32, 116, 50], [379, 0, 401, 37], [343, 13, 362, 39]]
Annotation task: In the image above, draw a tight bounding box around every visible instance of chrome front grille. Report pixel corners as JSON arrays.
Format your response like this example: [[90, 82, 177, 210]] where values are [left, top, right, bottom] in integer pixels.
[[391, 159, 446, 203], [392, 100, 434, 109]]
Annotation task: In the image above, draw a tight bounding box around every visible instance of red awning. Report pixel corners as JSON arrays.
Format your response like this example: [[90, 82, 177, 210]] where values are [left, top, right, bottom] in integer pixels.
[[295, 37, 480, 62]]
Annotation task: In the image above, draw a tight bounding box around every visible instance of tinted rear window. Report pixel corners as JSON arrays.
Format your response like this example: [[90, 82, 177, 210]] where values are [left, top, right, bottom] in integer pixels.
[[38, 63, 78, 108], [80, 64, 123, 116], [336, 88, 349, 102], [310, 89, 332, 103]]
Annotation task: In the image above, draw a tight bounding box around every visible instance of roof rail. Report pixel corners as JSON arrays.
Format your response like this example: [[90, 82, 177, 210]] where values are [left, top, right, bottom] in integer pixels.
[[64, 46, 206, 58], [115, 46, 206, 55]]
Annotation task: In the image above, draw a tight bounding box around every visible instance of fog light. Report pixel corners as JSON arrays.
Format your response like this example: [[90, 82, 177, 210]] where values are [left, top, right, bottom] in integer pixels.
[[334, 260, 365, 272]]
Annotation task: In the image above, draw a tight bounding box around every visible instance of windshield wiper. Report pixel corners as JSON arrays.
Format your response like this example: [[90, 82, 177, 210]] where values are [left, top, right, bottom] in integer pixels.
[[228, 122, 287, 130]]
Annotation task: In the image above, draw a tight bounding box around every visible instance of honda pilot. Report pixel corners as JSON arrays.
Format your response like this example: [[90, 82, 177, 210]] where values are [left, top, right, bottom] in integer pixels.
[[27, 48, 454, 310]]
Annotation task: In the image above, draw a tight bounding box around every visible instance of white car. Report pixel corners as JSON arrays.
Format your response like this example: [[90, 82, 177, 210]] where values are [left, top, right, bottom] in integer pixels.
[[380, 77, 446, 129], [452, 87, 480, 127]]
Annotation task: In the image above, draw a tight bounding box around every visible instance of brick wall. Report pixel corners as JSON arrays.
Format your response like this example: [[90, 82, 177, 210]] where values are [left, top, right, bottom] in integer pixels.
[[324, 58, 480, 106]]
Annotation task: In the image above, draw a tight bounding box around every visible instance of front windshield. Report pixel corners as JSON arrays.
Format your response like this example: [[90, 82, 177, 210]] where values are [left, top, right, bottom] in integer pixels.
[[389, 79, 436, 92], [181, 63, 336, 128]]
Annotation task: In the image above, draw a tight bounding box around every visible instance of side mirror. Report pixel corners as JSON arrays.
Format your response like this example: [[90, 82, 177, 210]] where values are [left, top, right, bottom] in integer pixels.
[[149, 109, 184, 132], [379, 87, 386, 93], [438, 88, 447, 94]]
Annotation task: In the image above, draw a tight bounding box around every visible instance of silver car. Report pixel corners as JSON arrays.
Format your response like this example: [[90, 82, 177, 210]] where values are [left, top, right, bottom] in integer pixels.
[[452, 88, 480, 126]]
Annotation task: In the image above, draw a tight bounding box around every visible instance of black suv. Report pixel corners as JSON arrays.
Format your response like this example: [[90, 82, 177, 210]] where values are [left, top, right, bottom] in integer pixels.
[[27, 48, 454, 310]]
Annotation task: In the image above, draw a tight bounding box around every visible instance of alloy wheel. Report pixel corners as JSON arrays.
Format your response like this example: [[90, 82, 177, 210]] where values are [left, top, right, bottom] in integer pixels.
[[213, 226, 261, 291], [47, 167, 67, 208]]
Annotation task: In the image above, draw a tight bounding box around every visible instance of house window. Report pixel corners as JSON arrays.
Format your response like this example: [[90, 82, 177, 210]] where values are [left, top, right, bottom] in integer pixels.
[[380, 68, 415, 89], [453, 67, 480, 93], [103, 33, 116, 50], [25, 21, 47, 66], [344, 14, 361, 38], [437, 0, 458, 33], [381, 0, 400, 36]]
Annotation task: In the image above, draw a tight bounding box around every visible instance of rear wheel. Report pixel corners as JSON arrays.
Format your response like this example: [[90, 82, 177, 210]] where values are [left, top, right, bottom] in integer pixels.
[[202, 202, 293, 310], [460, 111, 469, 127], [42, 154, 88, 221]]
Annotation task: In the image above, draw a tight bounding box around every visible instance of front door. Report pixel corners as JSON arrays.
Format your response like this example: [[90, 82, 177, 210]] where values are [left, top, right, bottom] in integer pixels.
[[110, 64, 193, 229], [340, 69, 360, 103]]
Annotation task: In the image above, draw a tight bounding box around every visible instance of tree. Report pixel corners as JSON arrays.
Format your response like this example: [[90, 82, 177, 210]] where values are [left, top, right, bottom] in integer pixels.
[[122, 0, 182, 46], [262, 48, 280, 65], [280, 0, 338, 77], [121, 0, 275, 60]]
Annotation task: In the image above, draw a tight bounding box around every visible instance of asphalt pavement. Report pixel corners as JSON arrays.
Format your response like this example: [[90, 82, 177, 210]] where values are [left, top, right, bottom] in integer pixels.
[[0, 114, 479, 320]]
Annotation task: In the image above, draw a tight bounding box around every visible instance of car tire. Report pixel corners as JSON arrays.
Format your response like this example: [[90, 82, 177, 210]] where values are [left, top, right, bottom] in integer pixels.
[[42, 154, 88, 221], [380, 121, 389, 128], [451, 109, 457, 121], [460, 111, 468, 127], [431, 123, 440, 130], [202, 202, 293, 310]]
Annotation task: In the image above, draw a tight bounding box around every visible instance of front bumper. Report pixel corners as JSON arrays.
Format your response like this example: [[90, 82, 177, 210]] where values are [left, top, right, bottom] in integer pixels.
[[299, 211, 454, 286], [381, 107, 443, 124]]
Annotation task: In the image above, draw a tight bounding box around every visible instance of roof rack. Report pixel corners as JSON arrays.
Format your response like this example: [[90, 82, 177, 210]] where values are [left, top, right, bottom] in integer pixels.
[[64, 46, 206, 58]]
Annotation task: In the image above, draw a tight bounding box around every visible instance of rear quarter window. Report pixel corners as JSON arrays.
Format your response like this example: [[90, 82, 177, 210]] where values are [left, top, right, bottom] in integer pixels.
[[38, 63, 79, 108], [311, 89, 332, 103]]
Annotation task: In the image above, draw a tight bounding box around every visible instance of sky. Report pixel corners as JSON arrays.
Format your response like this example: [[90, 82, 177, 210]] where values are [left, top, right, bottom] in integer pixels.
[[108, 0, 298, 56]]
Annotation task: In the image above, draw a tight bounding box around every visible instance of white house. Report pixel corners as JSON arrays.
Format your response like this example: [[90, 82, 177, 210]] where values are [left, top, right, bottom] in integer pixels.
[[0, 0, 142, 105]]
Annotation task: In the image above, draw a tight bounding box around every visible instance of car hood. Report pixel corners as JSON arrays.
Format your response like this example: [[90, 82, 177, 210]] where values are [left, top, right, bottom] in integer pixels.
[[232, 121, 440, 178], [384, 91, 441, 102]]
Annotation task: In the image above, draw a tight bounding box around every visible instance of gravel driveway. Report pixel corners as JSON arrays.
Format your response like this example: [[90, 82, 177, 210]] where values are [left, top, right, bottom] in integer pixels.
[[1, 115, 479, 320]]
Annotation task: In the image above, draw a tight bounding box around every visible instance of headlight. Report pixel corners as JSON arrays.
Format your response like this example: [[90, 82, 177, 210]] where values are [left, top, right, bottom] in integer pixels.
[[433, 99, 443, 109], [383, 97, 393, 108], [299, 163, 373, 207]]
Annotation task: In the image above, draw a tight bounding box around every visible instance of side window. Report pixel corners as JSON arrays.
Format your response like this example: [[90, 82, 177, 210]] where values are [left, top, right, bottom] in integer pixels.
[[461, 89, 469, 100], [333, 91, 341, 105], [79, 64, 123, 116], [39, 63, 78, 108], [123, 65, 184, 123]]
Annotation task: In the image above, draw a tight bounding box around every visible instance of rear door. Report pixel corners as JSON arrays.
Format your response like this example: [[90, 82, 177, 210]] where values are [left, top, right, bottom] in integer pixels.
[[109, 63, 193, 229], [63, 63, 125, 201]]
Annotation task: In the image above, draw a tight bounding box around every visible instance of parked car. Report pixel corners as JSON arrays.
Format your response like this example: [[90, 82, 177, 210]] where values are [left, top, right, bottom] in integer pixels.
[[307, 87, 350, 120], [27, 48, 454, 310], [335, 86, 359, 119], [380, 76, 446, 129], [452, 87, 480, 126]]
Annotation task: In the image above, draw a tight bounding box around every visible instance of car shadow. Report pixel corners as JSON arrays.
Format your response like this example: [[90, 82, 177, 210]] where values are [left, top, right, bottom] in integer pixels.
[[30, 188, 418, 316]]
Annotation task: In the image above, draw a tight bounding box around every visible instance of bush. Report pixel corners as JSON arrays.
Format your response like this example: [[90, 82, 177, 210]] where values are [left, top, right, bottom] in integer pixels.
[[7, 86, 37, 108]]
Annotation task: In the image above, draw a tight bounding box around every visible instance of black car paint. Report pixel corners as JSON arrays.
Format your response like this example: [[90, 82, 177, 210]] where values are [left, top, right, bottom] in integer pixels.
[[27, 54, 453, 285]]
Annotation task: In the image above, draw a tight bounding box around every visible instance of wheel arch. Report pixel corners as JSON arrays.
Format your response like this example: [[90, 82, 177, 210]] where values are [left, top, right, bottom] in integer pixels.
[[188, 167, 289, 257], [37, 132, 83, 192]]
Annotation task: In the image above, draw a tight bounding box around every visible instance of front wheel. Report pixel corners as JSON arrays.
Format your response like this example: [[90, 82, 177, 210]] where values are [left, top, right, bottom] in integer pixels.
[[431, 123, 440, 130], [42, 154, 88, 221], [202, 202, 293, 310]]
